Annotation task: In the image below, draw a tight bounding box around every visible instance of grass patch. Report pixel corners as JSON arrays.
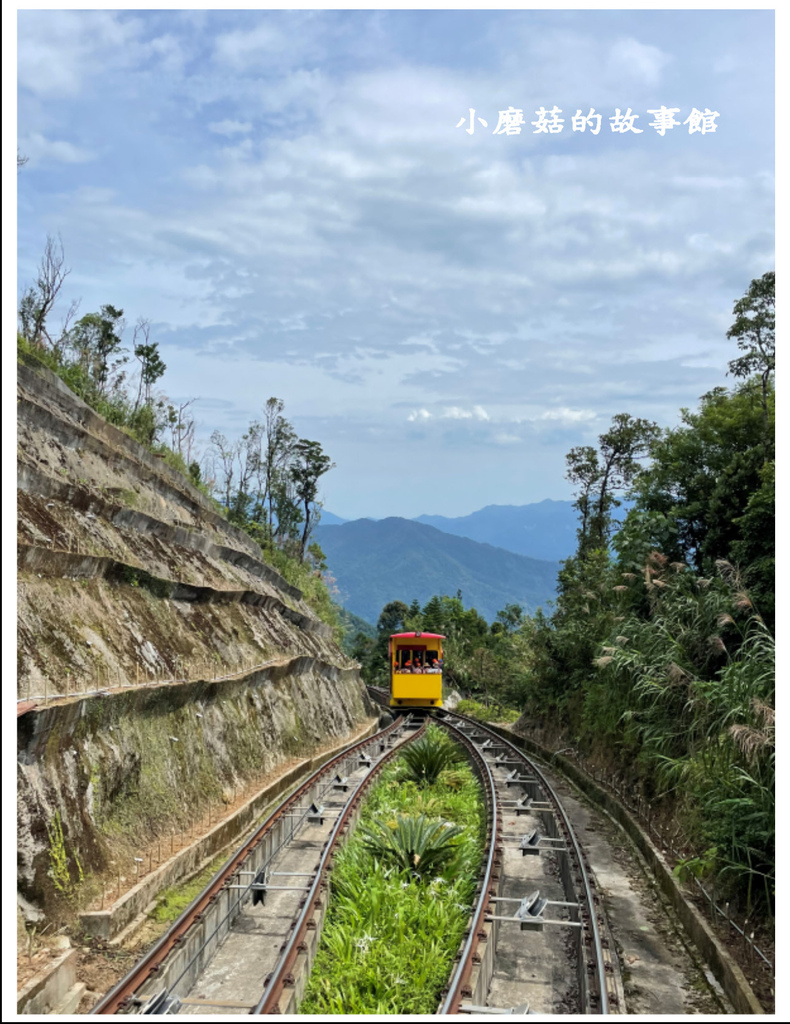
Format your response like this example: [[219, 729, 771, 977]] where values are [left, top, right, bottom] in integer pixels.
[[455, 698, 521, 724], [148, 854, 228, 925], [300, 726, 484, 1014]]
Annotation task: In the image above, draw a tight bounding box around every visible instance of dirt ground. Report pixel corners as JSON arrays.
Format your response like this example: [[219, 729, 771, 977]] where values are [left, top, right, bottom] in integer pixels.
[[76, 942, 143, 1013]]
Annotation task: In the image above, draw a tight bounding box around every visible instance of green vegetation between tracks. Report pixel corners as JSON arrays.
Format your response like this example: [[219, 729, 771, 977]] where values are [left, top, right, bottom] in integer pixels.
[[300, 726, 484, 1014]]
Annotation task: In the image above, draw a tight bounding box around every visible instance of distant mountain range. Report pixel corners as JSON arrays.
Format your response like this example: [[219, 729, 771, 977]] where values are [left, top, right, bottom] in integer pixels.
[[314, 517, 559, 626], [321, 499, 631, 564], [414, 499, 578, 562], [317, 510, 349, 527]]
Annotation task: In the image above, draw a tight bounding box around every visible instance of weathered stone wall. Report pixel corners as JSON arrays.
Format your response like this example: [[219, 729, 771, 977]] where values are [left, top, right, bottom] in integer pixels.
[[17, 360, 374, 917], [17, 358, 262, 559], [18, 661, 374, 910]]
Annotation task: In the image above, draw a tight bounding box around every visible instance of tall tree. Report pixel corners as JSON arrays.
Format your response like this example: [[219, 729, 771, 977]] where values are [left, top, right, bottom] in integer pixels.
[[209, 430, 239, 513], [68, 304, 126, 397], [18, 235, 71, 351], [261, 398, 297, 544], [727, 271, 775, 444], [132, 319, 166, 413], [566, 414, 659, 554], [565, 445, 603, 553], [290, 439, 335, 561], [167, 399, 197, 463]]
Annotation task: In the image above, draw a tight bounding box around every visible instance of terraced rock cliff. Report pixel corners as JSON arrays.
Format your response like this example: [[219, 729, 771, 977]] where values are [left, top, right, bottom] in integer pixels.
[[17, 359, 375, 914]]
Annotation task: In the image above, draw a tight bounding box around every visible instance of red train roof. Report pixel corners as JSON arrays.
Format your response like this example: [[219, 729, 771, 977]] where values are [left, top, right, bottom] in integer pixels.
[[390, 632, 446, 639]]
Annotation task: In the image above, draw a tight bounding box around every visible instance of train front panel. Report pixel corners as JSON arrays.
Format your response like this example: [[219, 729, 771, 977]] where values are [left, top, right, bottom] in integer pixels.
[[389, 631, 445, 708]]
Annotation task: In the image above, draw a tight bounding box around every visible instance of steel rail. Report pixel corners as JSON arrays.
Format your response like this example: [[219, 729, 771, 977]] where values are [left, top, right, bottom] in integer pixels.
[[91, 717, 404, 1015], [252, 719, 429, 1014], [440, 708, 611, 1015], [434, 718, 500, 1015]]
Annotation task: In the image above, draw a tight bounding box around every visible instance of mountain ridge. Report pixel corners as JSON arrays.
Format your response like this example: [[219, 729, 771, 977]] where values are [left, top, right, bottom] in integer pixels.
[[320, 499, 580, 563], [315, 516, 559, 625], [413, 498, 578, 562]]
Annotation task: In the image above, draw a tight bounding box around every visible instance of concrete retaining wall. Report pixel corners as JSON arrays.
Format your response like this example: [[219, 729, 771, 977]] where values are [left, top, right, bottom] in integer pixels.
[[128, 722, 381, 1009], [17, 948, 76, 1015], [78, 718, 377, 941]]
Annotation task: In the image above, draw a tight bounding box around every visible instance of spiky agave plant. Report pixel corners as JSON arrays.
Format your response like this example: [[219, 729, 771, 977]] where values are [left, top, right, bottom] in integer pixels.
[[358, 814, 464, 878], [399, 728, 463, 786]]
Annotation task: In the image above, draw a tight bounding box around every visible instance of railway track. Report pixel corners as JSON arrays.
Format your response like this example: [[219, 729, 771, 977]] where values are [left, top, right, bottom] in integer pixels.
[[91, 716, 420, 1015], [92, 699, 619, 1015], [433, 709, 621, 1015]]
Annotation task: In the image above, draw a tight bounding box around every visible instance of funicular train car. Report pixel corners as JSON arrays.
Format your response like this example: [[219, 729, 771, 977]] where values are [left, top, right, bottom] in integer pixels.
[[388, 631, 445, 708]]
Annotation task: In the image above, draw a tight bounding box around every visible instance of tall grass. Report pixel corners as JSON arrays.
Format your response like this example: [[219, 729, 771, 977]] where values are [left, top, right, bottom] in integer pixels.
[[588, 563, 774, 912]]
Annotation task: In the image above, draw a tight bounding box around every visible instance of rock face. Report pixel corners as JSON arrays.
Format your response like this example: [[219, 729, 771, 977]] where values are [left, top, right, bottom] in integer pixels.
[[16, 358, 375, 911]]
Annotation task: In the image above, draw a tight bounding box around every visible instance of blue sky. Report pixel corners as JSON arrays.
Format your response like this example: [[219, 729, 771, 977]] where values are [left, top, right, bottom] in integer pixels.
[[15, 8, 774, 519]]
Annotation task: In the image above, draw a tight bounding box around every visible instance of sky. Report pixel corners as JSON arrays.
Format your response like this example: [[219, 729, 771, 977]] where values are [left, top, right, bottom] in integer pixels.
[[14, 7, 775, 520]]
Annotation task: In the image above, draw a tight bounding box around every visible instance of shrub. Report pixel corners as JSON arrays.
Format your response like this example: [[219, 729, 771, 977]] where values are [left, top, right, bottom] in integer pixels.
[[398, 729, 463, 786], [358, 815, 464, 878]]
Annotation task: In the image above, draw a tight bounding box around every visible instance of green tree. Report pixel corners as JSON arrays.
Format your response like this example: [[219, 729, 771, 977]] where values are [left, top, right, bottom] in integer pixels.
[[290, 439, 335, 561], [68, 304, 126, 397], [377, 601, 410, 637], [727, 271, 775, 444], [495, 603, 524, 634], [565, 445, 602, 552], [262, 398, 297, 545], [566, 414, 659, 554], [730, 460, 775, 626], [132, 319, 166, 413], [631, 379, 772, 623]]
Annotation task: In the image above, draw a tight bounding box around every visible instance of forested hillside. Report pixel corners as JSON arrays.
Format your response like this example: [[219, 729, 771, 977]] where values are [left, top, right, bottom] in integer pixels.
[[357, 272, 775, 919], [521, 272, 774, 914]]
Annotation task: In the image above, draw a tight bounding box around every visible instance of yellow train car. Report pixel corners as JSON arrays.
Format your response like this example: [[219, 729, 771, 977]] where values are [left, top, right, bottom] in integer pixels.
[[388, 631, 445, 708]]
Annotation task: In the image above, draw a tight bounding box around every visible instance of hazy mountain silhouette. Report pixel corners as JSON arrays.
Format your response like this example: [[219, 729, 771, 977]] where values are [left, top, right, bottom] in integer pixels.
[[414, 499, 578, 562], [314, 517, 559, 625]]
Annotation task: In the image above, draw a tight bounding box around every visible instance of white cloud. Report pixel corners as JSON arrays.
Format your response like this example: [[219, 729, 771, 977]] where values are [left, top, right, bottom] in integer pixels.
[[539, 408, 597, 424], [20, 133, 93, 165], [213, 22, 290, 69], [18, 11, 142, 97], [208, 120, 253, 136], [409, 406, 490, 422], [606, 37, 670, 86]]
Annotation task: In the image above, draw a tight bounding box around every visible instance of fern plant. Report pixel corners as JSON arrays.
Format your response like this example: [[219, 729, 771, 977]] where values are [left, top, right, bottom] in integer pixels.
[[398, 729, 463, 786], [358, 814, 464, 878]]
